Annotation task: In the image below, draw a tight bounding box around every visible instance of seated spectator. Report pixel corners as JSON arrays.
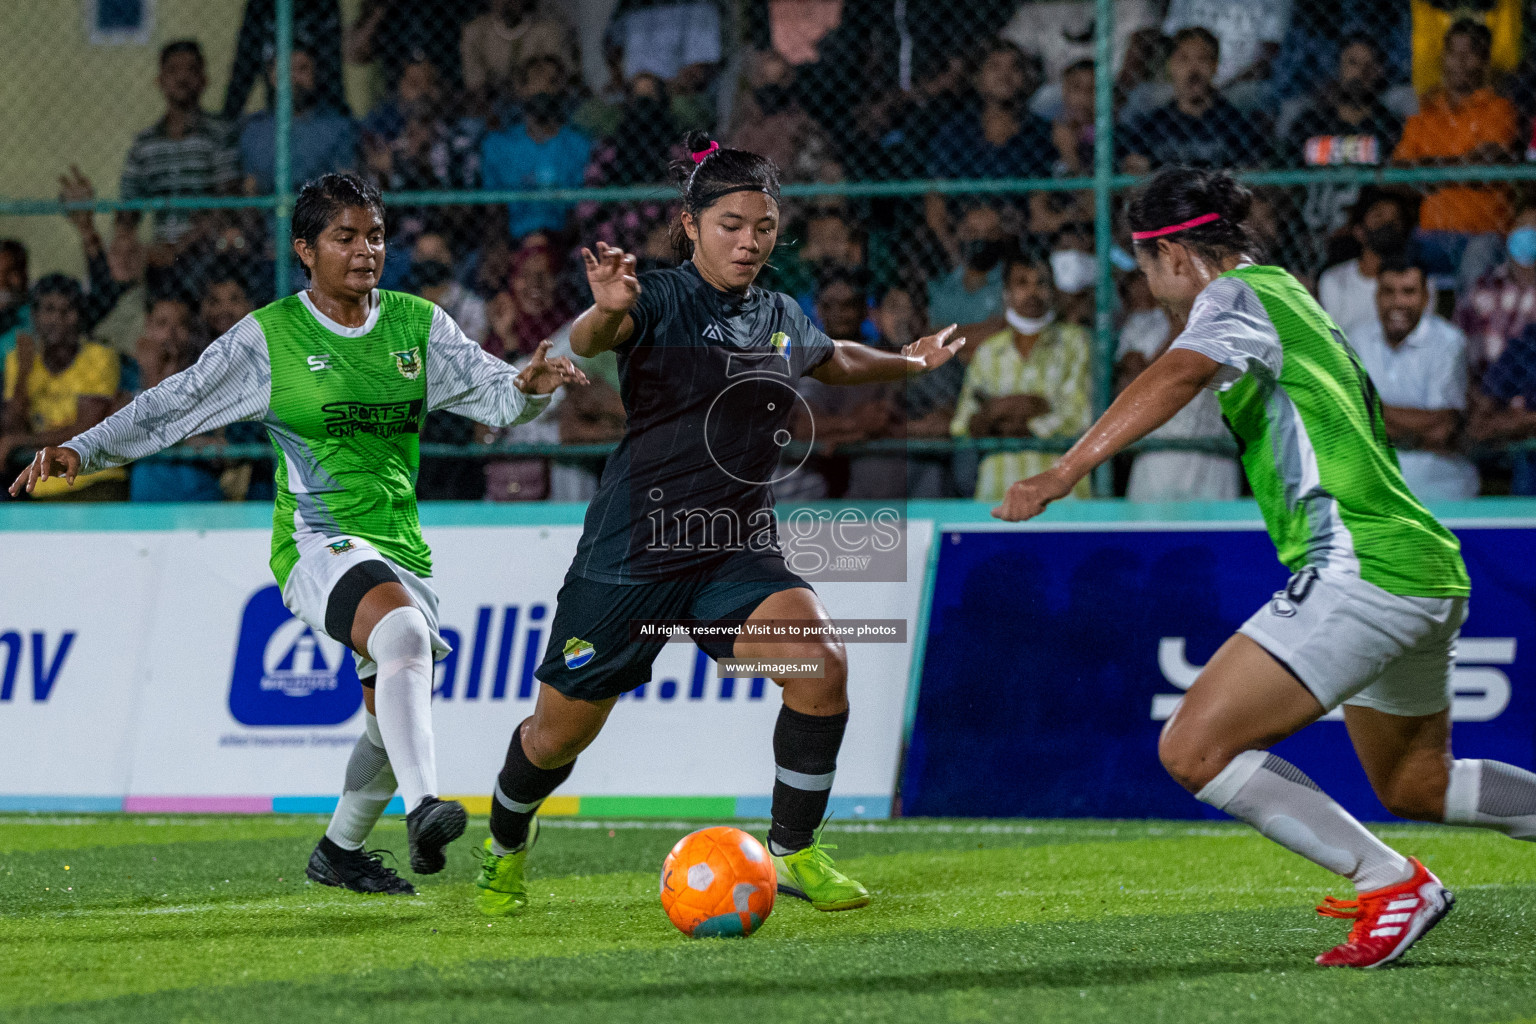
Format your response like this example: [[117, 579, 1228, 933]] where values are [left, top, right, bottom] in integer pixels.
[[879, 283, 963, 498], [1047, 222, 1098, 327], [462, 0, 576, 103], [1029, 58, 1096, 240], [480, 56, 592, 243], [125, 295, 227, 502], [727, 50, 831, 183], [949, 255, 1091, 502], [118, 40, 242, 267], [1162, 0, 1289, 108], [0, 276, 125, 499], [787, 272, 906, 500], [1318, 191, 1413, 337], [926, 205, 1009, 345], [927, 41, 1051, 182], [239, 44, 358, 193], [485, 240, 574, 361], [1409, 0, 1520, 97], [0, 239, 30, 366], [409, 232, 487, 342], [1471, 319, 1536, 493], [1287, 35, 1405, 245], [1393, 19, 1518, 292], [201, 264, 254, 338], [1456, 202, 1536, 384], [1120, 28, 1270, 173], [1350, 260, 1479, 500], [1115, 271, 1240, 501], [576, 74, 685, 259], [766, 207, 866, 318]]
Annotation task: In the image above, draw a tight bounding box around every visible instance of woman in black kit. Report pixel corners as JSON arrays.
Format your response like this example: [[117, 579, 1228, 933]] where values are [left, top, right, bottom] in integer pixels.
[[474, 132, 966, 917]]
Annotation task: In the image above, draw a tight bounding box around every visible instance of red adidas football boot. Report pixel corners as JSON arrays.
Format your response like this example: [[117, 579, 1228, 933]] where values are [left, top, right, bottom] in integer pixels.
[[1314, 857, 1454, 968]]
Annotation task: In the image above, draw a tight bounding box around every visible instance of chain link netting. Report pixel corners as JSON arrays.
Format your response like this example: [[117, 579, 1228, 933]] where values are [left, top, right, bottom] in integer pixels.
[[6, 1, 1536, 501]]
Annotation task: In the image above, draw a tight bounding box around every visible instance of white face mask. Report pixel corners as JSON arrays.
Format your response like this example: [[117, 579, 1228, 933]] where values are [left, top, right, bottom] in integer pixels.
[[1006, 306, 1055, 336], [1049, 248, 1097, 295]]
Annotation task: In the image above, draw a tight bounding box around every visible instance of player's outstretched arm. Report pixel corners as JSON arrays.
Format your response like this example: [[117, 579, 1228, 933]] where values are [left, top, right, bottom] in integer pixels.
[[8, 318, 272, 497], [812, 325, 967, 386], [570, 241, 640, 358], [425, 308, 587, 428], [991, 347, 1220, 522]]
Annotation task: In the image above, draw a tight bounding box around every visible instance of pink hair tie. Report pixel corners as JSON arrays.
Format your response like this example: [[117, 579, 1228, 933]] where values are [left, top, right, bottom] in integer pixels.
[[691, 140, 720, 164], [1131, 212, 1222, 241]]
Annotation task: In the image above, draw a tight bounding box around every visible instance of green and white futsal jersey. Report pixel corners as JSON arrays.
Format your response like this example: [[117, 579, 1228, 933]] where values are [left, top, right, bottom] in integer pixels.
[[65, 289, 549, 586], [1169, 265, 1469, 598]]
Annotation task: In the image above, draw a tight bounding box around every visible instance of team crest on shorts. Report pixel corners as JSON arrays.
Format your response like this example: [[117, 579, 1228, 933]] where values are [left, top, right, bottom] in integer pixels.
[[392, 347, 422, 380], [327, 539, 356, 556], [563, 637, 595, 669]]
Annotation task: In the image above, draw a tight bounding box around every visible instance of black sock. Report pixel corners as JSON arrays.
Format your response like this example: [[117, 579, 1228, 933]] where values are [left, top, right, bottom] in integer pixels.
[[489, 722, 574, 851], [768, 706, 848, 854]]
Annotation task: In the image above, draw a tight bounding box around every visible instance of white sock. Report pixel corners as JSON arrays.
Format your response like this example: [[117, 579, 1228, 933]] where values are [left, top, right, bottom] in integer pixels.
[[1445, 759, 1536, 839], [324, 712, 397, 851], [1198, 750, 1413, 893], [368, 606, 438, 814]]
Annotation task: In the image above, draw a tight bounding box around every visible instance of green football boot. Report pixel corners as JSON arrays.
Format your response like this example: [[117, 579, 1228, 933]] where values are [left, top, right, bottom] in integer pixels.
[[474, 817, 538, 917], [771, 832, 870, 912]]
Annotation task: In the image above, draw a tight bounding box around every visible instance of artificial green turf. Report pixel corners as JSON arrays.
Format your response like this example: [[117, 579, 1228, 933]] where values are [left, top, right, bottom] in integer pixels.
[[1, 815, 1533, 1023]]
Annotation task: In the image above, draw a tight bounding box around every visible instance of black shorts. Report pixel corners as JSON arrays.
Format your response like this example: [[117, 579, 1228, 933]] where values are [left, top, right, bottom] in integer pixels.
[[536, 551, 812, 702]]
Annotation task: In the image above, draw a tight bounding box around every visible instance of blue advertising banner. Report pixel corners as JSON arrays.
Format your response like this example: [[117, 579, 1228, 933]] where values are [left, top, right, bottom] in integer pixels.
[[904, 523, 1534, 820]]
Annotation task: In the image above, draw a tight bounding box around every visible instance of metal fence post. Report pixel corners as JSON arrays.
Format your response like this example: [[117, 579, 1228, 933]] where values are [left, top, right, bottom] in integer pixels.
[[1090, 0, 1116, 497], [273, 0, 293, 298]]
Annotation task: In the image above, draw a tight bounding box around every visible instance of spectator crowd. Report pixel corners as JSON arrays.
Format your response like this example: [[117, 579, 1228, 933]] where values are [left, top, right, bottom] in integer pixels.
[[8, 0, 1536, 503]]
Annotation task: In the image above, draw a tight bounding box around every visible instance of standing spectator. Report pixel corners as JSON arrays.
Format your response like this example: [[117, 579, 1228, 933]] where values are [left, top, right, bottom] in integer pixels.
[[485, 241, 574, 360], [126, 295, 226, 503], [0, 240, 30, 366], [223, 0, 347, 119], [409, 233, 487, 343], [1162, 0, 1291, 105], [1456, 203, 1536, 383], [1287, 36, 1405, 246], [346, 0, 483, 90], [1120, 28, 1270, 173], [949, 255, 1091, 502], [926, 205, 1009, 345], [0, 276, 125, 499], [1318, 191, 1412, 337], [1114, 271, 1241, 501], [118, 41, 242, 260], [461, 0, 576, 104], [480, 56, 592, 242], [1393, 19, 1518, 292], [727, 50, 832, 183], [239, 45, 358, 193], [1349, 260, 1479, 500]]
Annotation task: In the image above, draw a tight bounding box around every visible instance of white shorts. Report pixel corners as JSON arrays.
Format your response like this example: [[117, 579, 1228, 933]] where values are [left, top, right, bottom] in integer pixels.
[[1239, 567, 1468, 718], [281, 532, 452, 681]]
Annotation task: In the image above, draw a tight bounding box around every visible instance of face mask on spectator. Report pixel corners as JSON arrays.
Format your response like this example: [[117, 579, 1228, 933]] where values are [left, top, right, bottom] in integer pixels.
[[522, 92, 564, 124], [1006, 306, 1056, 335], [1050, 248, 1097, 295], [960, 239, 1003, 272], [1507, 227, 1536, 268], [413, 259, 454, 288], [754, 84, 794, 115]]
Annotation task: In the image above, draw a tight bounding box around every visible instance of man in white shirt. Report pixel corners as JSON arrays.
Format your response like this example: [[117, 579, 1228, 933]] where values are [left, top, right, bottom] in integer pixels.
[[1348, 260, 1479, 500], [1318, 191, 1412, 339]]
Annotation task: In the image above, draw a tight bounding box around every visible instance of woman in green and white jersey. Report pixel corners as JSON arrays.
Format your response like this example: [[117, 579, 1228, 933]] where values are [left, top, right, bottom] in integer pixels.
[[9, 174, 585, 894], [995, 168, 1536, 969]]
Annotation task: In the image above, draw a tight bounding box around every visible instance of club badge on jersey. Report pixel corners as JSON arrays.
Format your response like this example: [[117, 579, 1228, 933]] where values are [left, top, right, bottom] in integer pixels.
[[393, 348, 422, 380]]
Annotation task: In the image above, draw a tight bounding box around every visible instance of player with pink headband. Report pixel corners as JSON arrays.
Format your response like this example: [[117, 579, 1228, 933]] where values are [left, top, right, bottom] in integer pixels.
[[996, 166, 1536, 969]]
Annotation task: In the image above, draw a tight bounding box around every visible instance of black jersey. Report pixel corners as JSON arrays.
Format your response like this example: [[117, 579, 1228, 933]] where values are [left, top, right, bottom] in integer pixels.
[[572, 262, 837, 582]]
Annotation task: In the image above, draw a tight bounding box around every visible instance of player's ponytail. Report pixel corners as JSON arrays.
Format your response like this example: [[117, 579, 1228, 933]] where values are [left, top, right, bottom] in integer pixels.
[[668, 132, 781, 259], [1127, 167, 1263, 265]]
